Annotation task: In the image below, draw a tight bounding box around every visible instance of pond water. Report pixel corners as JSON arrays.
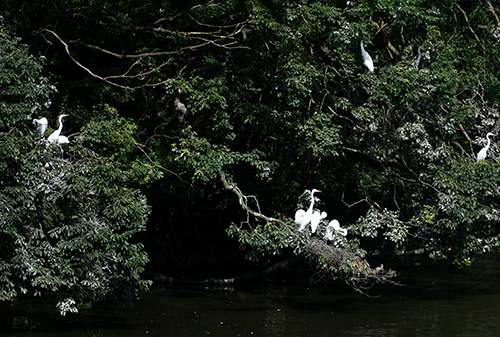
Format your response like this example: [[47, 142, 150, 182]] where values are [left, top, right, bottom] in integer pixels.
[[2, 254, 500, 336]]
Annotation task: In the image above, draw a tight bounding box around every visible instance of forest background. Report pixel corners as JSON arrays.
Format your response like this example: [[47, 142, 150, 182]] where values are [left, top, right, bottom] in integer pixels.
[[2, 0, 500, 314]]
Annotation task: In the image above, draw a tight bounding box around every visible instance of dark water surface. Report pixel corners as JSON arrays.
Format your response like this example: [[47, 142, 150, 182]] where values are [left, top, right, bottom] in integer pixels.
[[2, 255, 500, 336]]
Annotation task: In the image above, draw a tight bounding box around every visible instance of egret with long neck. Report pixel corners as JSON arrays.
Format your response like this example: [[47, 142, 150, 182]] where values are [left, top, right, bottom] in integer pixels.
[[47, 114, 69, 144], [295, 189, 321, 231], [360, 41, 374, 73], [477, 132, 496, 162]]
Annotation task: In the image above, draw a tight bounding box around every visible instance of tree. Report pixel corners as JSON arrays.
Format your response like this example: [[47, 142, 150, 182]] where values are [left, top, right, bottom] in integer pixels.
[[0, 21, 154, 314], [2, 0, 500, 297]]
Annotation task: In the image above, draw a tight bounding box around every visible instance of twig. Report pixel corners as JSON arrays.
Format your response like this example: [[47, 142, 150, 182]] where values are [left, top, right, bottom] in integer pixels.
[[328, 106, 369, 133], [401, 158, 441, 194], [134, 142, 191, 186], [341, 192, 368, 208]]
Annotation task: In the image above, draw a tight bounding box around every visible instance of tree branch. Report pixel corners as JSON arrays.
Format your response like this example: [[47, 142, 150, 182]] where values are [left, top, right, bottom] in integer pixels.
[[456, 3, 481, 44], [35, 7, 249, 90], [220, 173, 280, 224]]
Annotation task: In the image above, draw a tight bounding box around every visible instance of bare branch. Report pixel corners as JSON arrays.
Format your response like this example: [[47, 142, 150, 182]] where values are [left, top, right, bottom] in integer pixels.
[[36, 29, 188, 90], [401, 158, 441, 194], [341, 192, 369, 208], [60, 6, 249, 47], [220, 174, 280, 225], [456, 3, 482, 44], [486, 0, 500, 25], [63, 35, 213, 59], [34, 6, 249, 90]]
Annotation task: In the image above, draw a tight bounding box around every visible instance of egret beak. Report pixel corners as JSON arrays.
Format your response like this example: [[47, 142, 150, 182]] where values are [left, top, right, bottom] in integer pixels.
[[316, 190, 322, 193]]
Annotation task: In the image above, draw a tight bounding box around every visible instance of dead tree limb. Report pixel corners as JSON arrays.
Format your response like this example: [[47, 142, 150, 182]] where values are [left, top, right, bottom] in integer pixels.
[[220, 173, 280, 225], [38, 29, 174, 90], [34, 5, 249, 90]]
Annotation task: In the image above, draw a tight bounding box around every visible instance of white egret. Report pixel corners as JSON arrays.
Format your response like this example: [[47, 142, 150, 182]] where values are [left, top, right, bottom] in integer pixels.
[[476, 132, 496, 162], [33, 117, 48, 136], [310, 211, 327, 233], [294, 209, 306, 227], [325, 220, 348, 240], [360, 41, 374, 73], [47, 114, 69, 144], [57, 135, 70, 144], [413, 46, 422, 69], [295, 189, 322, 231]]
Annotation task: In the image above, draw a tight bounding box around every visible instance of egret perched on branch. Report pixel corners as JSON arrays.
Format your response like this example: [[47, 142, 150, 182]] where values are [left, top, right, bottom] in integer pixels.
[[360, 41, 374, 73], [311, 211, 327, 233], [477, 132, 496, 162], [32, 117, 48, 136], [413, 46, 422, 69], [325, 220, 348, 240], [47, 114, 69, 144], [295, 189, 321, 231]]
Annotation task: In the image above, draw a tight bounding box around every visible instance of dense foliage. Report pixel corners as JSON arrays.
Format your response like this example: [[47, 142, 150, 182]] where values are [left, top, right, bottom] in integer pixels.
[[0, 21, 154, 313], [2, 0, 500, 309]]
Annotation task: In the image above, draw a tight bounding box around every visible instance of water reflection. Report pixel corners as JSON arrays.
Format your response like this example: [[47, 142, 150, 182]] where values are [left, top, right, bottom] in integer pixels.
[[2, 254, 500, 336]]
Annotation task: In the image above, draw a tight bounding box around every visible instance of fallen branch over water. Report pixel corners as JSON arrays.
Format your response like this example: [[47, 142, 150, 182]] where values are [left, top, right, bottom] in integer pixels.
[[143, 174, 401, 292]]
